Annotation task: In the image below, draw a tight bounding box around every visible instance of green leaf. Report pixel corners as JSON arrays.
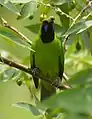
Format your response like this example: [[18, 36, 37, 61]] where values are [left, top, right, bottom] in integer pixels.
[[0, 67, 20, 82], [68, 68, 92, 86], [65, 35, 77, 58], [22, 72, 31, 89], [81, 56, 92, 66], [3, 0, 9, 3], [39, 2, 51, 14], [80, 31, 90, 49], [25, 23, 40, 34], [65, 112, 90, 119], [0, 0, 20, 15], [39, 87, 92, 114], [55, 24, 66, 37], [90, 31, 92, 54], [13, 102, 41, 116], [77, 20, 92, 34], [50, 0, 71, 5], [45, 108, 62, 119], [17, 1, 37, 20], [75, 0, 86, 8], [10, 0, 33, 3], [64, 20, 92, 36], [64, 21, 83, 36], [25, 23, 65, 35], [56, 3, 70, 30], [0, 27, 33, 51]]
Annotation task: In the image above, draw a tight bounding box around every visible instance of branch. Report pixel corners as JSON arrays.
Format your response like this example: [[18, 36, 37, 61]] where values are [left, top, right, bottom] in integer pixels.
[[0, 17, 32, 45], [0, 56, 31, 74], [0, 11, 71, 89], [0, 56, 71, 90], [40, 2, 74, 21]]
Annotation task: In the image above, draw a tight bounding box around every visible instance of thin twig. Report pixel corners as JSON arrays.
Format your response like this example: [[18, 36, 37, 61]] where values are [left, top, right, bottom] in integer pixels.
[[0, 56, 71, 90], [0, 17, 32, 45], [53, 7, 74, 21], [63, 72, 69, 81], [63, 2, 92, 47], [69, 4, 90, 29], [40, 1, 74, 21]]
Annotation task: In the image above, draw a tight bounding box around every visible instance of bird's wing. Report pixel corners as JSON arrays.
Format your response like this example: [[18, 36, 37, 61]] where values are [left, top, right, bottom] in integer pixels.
[[58, 56, 64, 80], [31, 53, 39, 88], [58, 40, 64, 80]]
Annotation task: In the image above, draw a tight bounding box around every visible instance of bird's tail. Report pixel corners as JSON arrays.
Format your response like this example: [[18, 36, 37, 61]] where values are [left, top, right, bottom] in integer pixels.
[[40, 81, 56, 101]]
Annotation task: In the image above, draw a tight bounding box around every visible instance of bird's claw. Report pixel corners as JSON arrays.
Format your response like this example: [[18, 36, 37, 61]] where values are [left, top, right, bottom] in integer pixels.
[[51, 77, 61, 87], [32, 67, 40, 76]]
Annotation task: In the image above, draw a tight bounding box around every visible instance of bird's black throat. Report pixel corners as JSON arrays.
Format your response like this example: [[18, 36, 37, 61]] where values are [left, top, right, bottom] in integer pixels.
[[40, 21, 55, 43]]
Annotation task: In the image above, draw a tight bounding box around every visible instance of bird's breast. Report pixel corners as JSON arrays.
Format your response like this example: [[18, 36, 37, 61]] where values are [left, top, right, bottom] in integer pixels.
[[34, 40, 60, 77]]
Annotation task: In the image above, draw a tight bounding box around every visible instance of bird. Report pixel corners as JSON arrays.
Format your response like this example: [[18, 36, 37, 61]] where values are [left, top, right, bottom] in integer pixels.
[[31, 16, 64, 101]]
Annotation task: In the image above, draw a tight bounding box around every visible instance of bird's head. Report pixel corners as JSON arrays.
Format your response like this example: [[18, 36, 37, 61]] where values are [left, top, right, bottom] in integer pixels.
[[40, 16, 55, 43]]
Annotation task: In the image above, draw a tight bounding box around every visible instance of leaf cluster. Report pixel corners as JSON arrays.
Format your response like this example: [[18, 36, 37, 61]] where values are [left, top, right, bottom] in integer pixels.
[[0, 0, 92, 119]]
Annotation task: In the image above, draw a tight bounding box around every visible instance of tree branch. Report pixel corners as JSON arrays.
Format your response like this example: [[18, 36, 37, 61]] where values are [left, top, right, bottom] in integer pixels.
[[0, 56, 30, 74], [0, 56, 71, 90], [0, 17, 32, 45], [0, 13, 71, 90]]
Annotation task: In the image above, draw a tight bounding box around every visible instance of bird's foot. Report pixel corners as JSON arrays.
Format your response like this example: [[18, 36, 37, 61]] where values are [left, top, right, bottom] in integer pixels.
[[51, 77, 61, 87], [32, 67, 40, 77]]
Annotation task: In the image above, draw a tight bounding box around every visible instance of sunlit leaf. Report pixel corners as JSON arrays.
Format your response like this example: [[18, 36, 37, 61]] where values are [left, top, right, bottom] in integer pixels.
[[22, 72, 31, 89], [0, 0, 20, 15], [10, 0, 33, 3], [14, 102, 41, 115], [39, 3, 51, 14], [4, 0, 9, 4], [57, 3, 70, 30], [17, 1, 37, 20], [64, 22, 83, 36], [39, 87, 92, 114], [68, 68, 92, 86], [75, 0, 86, 8], [65, 112, 90, 119], [50, 0, 72, 5], [0, 27, 33, 51], [64, 20, 92, 37], [0, 67, 20, 82], [81, 56, 92, 66], [90, 31, 92, 54], [80, 31, 90, 49], [77, 20, 92, 34], [25, 23, 40, 34]]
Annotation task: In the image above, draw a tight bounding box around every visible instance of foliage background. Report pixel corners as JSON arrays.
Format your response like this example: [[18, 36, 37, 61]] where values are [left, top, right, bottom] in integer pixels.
[[0, 0, 92, 119], [0, 6, 37, 119]]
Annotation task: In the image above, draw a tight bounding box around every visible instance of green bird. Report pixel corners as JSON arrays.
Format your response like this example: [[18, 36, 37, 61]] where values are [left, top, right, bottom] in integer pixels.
[[31, 16, 64, 101]]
